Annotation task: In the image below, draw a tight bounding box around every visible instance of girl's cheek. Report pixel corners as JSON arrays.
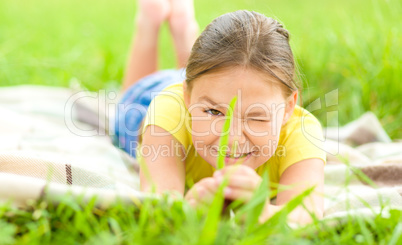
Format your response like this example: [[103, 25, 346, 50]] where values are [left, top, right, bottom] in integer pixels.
[[262, 142, 275, 159], [244, 121, 271, 136], [189, 110, 211, 135], [210, 118, 224, 136], [191, 115, 225, 138], [191, 120, 211, 137]]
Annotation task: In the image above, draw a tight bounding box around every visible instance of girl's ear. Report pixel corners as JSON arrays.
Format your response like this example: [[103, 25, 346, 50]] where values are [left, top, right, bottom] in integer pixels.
[[282, 90, 298, 125], [183, 80, 190, 109]]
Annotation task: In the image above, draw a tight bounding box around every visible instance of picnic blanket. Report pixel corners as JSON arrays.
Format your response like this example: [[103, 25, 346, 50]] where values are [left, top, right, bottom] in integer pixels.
[[0, 85, 401, 221]]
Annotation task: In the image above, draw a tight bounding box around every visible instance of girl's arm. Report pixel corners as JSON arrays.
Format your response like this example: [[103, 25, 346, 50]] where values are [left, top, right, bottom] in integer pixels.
[[140, 124, 220, 204], [140, 125, 186, 196], [258, 158, 325, 225]]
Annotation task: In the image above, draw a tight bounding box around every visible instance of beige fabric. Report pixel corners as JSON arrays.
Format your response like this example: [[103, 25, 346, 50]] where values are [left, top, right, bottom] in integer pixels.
[[0, 85, 147, 207], [323, 141, 402, 220]]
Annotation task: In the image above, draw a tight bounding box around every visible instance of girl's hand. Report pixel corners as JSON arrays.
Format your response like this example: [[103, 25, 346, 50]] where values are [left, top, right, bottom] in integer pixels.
[[213, 165, 262, 203], [184, 177, 220, 208]]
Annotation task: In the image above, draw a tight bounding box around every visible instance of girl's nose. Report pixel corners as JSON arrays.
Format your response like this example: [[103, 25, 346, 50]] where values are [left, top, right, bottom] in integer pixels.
[[228, 116, 247, 147]]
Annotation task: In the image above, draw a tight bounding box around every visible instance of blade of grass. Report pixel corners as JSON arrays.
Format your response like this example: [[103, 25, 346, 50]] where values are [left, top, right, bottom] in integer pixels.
[[389, 222, 402, 245], [356, 215, 375, 245], [256, 186, 315, 232], [217, 96, 238, 170], [235, 170, 270, 229], [198, 176, 229, 244], [198, 96, 237, 243]]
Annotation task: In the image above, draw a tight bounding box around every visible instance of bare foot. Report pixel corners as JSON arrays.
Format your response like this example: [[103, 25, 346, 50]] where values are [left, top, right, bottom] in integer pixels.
[[137, 0, 171, 28], [168, 0, 199, 67]]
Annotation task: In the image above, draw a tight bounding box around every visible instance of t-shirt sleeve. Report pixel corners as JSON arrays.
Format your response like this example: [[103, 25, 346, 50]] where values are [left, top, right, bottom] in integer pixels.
[[141, 87, 191, 151], [278, 110, 327, 177]]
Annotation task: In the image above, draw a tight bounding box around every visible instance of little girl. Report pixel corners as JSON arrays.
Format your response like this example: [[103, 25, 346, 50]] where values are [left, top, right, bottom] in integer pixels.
[[114, 0, 326, 225]]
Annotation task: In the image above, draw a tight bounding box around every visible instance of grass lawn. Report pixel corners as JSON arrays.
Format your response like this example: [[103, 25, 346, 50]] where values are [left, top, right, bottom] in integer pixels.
[[0, 0, 401, 138], [0, 194, 400, 244], [0, 0, 401, 244]]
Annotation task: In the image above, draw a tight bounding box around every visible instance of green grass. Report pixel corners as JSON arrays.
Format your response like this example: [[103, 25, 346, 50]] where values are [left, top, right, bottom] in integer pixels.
[[0, 193, 401, 244], [1, 0, 402, 243], [217, 96, 237, 170]]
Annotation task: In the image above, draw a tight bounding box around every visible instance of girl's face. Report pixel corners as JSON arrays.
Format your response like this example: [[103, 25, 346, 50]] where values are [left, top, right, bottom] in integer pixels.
[[183, 67, 297, 170]]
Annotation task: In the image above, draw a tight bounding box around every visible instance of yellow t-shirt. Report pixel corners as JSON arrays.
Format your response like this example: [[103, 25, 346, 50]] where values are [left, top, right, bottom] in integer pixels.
[[137, 83, 326, 192]]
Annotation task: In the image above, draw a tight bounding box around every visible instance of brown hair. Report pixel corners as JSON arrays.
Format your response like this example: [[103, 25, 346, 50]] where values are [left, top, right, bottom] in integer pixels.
[[185, 10, 301, 98]]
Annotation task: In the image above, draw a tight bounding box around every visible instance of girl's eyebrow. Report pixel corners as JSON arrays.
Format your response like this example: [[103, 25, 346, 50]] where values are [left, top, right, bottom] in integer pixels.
[[198, 96, 225, 108], [246, 105, 273, 117]]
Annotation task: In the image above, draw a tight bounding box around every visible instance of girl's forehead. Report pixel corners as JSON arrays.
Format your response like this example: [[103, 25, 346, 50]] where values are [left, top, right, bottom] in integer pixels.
[[190, 68, 286, 105]]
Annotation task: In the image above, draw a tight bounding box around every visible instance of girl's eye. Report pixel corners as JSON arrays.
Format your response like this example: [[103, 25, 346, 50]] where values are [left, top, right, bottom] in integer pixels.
[[249, 118, 270, 122], [205, 109, 223, 116]]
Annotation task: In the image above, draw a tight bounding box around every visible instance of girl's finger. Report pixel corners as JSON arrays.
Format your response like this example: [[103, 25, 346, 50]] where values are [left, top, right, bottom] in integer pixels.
[[186, 187, 215, 208], [189, 185, 206, 200], [216, 174, 262, 191], [187, 181, 216, 202], [188, 198, 197, 208], [223, 187, 253, 202], [185, 185, 201, 200], [214, 165, 257, 178], [197, 177, 220, 193]]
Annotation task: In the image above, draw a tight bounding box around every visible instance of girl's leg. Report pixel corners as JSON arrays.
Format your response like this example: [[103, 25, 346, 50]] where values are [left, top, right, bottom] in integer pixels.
[[168, 0, 199, 68], [122, 0, 171, 91]]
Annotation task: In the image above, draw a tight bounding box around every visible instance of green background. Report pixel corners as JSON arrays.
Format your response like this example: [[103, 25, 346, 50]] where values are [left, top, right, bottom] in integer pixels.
[[0, 0, 401, 138]]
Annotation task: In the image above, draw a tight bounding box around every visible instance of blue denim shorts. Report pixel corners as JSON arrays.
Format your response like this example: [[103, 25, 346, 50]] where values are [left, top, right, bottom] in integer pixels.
[[113, 69, 186, 157]]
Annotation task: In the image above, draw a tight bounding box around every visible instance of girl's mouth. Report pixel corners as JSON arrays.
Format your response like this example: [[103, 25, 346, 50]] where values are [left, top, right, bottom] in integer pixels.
[[225, 152, 251, 159], [210, 147, 256, 160], [224, 151, 254, 165]]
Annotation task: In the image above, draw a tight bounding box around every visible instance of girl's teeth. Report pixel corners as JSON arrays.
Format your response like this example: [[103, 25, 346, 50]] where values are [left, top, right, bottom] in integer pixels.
[[225, 152, 248, 158]]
